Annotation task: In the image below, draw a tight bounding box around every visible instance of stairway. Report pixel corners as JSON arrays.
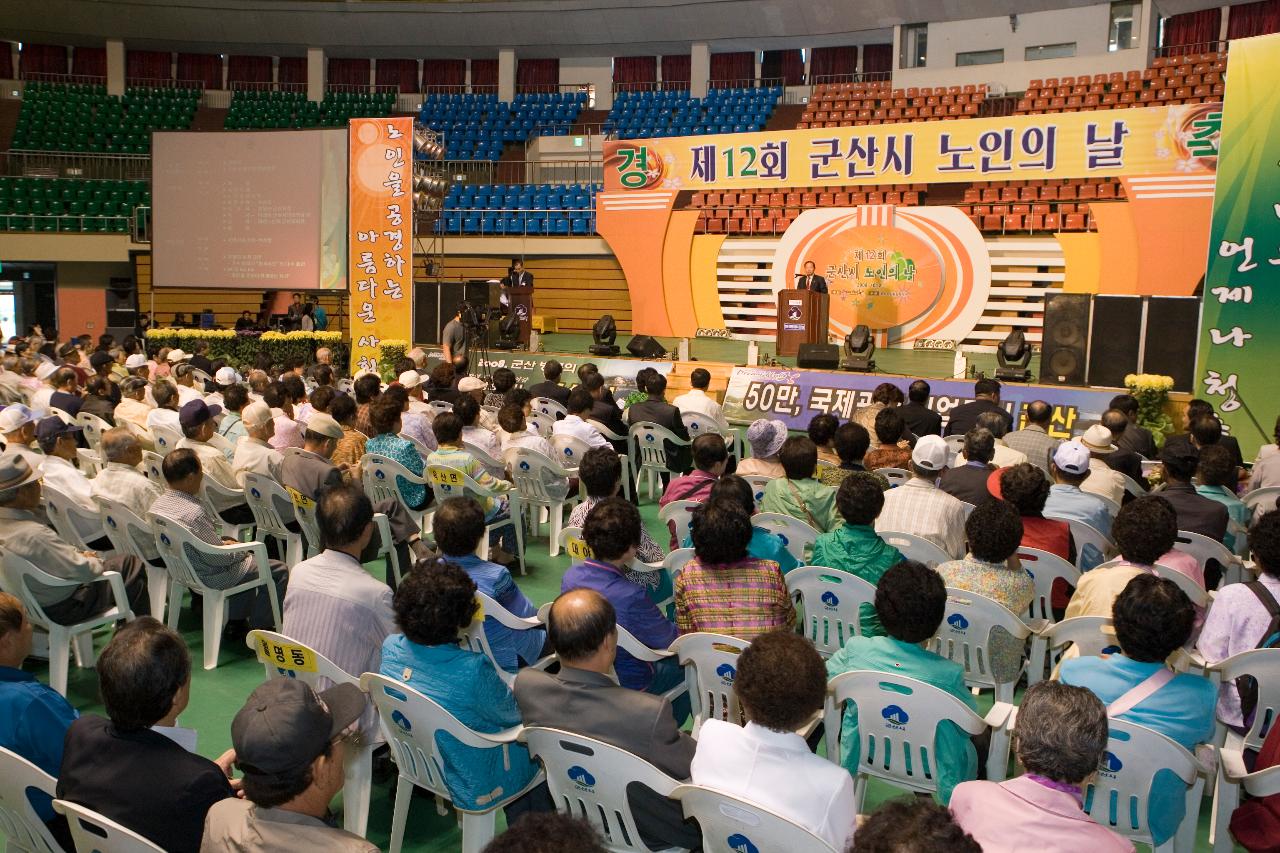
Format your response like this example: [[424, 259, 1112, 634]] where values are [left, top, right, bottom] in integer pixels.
[[766, 103, 807, 132]]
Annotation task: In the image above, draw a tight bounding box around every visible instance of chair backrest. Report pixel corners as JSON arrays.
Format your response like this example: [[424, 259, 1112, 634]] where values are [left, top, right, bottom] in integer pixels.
[[1046, 516, 1115, 570], [1119, 473, 1146, 498], [1244, 486, 1280, 520], [558, 525, 594, 561], [751, 512, 819, 562], [549, 432, 593, 470], [149, 513, 235, 593], [41, 483, 103, 550], [242, 472, 298, 541], [1040, 616, 1121, 665], [75, 412, 112, 450], [944, 434, 966, 459], [523, 726, 682, 852], [878, 529, 951, 567], [670, 632, 750, 734], [1171, 528, 1235, 584], [362, 452, 425, 508], [742, 475, 770, 508], [54, 798, 167, 853], [532, 397, 568, 419], [151, 424, 182, 456], [874, 467, 911, 487], [0, 747, 62, 853], [504, 447, 572, 504], [671, 784, 840, 853], [48, 407, 75, 425], [658, 500, 702, 547], [786, 566, 878, 656], [527, 412, 555, 438], [426, 463, 501, 506], [1083, 718, 1203, 848], [427, 399, 454, 417], [1095, 493, 1122, 517], [141, 450, 165, 489], [824, 670, 986, 795], [199, 474, 245, 523], [681, 412, 727, 442], [929, 588, 1034, 693], [457, 591, 543, 687], [75, 447, 101, 477], [246, 629, 357, 689], [401, 431, 432, 461], [629, 421, 688, 473], [292, 500, 323, 557], [1151, 560, 1211, 608], [463, 440, 507, 474], [1210, 648, 1280, 752], [1017, 547, 1081, 623], [98, 497, 158, 562]]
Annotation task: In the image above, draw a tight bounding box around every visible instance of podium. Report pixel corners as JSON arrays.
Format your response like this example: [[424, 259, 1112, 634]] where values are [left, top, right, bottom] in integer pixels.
[[775, 289, 829, 357], [504, 286, 534, 346]]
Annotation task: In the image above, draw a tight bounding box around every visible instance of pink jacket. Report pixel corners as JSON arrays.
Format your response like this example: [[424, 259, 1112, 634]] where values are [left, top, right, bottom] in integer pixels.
[[950, 776, 1134, 853]]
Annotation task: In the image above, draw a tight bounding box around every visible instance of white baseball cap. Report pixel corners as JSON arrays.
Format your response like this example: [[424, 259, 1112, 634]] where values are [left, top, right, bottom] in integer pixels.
[[1053, 441, 1092, 475], [125, 354, 148, 369], [458, 377, 486, 393], [0, 404, 38, 433], [911, 434, 949, 472], [397, 370, 423, 389], [215, 366, 242, 385], [34, 362, 57, 381], [166, 349, 190, 364]]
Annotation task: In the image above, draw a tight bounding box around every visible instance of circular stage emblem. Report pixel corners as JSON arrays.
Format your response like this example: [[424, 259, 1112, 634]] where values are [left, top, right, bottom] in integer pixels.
[[515, 304, 530, 321], [808, 223, 944, 331], [786, 304, 802, 321]]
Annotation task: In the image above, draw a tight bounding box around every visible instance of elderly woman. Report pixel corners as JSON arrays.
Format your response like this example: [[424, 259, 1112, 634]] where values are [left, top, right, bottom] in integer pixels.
[[853, 382, 905, 450], [863, 407, 912, 471], [949, 681, 1132, 852], [329, 393, 367, 473], [736, 418, 787, 478], [364, 394, 430, 511], [674, 498, 795, 639], [379, 561, 547, 822]]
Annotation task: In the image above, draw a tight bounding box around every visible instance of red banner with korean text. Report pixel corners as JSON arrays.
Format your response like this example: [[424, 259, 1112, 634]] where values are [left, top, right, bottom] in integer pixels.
[[348, 117, 413, 375]]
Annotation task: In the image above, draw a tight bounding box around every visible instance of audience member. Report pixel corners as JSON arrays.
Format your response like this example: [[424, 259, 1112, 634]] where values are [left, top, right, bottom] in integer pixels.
[[819, 421, 873, 487], [994, 462, 1073, 562], [1250, 415, 1280, 490], [692, 630, 855, 850], [455, 393, 501, 470], [351, 372, 383, 435], [1075, 424, 1126, 506], [386, 384, 435, 454], [864, 407, 912, 471], [760, 436, 839, 532], [1110, 393, 1158, 459], [853, 382, 905, 450], [1060, 573, 1215, 847], [583, 372, 627, 439], [812, 473, 904, 635], [457, 376, 500, 432], [1101, 408, 1147, 487], [90, 428, 163, 534], [231, 401, 283, 487], [659, 433, 728, 543], [940, 427, 997, 506], [48, 366, 83, 416], [173, 363, 205, 408], [425, 362, 459, 405], [899, 378, 943, 437], [736, 418, 787, 478], [826, 560, 978, 803], [554, 386, 610, 449], [330, 393, 367, 471], [856, 797, 981, 852], [944, 378, 1012, 437], [676, 498, 794, 639], [514, 589, 699, 850], [485, 367, 518, 409], [1174, 399, 1244, 470], [525, 359, 571, 407], [177, 399, 254, 524], [0, 404, 43, 469], [28, 361, 57, 413], [34, 417, 97, 516], [568, 447, 664, 567], [808, 412, 841, 466], [394, 370, 430, 420], [266, 378, 306, 450], [672, 367, 726, 427], [114, 376, 155, 447], [624, 372, 691, 474], [1004, 400, 1059, 474], [1160, 442, 1229, 544], [481, 813, 606, 853], [950, 681, 1131, 853], [1196, 443, 1248, 551], [58, 618, 235, 853], [202, 678, 374, 852], [1044, 441, 1114, 553], [216, 383, 249, 447], [80, 376, 117, 424], [876, 434, 968, 558], [428, 412, 517, 560], [367, 393, 431, 508]]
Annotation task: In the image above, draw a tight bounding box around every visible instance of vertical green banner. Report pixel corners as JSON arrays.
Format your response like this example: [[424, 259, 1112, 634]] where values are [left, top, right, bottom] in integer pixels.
[[1196, 33, 1280, 459]]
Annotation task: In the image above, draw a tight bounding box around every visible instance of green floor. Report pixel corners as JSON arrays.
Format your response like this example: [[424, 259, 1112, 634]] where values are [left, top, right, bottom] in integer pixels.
[[30, 492, 1232, 851]]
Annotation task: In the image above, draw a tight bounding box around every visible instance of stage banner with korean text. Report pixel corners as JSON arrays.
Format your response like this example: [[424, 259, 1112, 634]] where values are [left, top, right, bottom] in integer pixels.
[[348, 117, 412, 374], [1195, 33, 1280, 459], [603, 103, 1218, 192], [722, 365, 1118, 435], [420, 347, 672, 389]]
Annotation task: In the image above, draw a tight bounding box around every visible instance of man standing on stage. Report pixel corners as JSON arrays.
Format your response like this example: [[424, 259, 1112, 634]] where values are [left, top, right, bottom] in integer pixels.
[[503, 259, 534, 289], [797, 260, 828, 294], [441, 305, 468, 370]]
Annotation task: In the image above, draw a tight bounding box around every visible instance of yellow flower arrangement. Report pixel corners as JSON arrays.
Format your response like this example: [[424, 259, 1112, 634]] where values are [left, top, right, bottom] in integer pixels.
[[1124, 373, 1175, 447]]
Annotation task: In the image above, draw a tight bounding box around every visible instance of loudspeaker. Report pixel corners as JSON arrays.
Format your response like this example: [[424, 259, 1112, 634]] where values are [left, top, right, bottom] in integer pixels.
[[1038, 294, 1090, 385], [797, 343, 841, 370], [1142, 296, 1199, 391], [412, 281, 442, 345], [1087, 295, 1143, 389], [626, 335, 668, 359]]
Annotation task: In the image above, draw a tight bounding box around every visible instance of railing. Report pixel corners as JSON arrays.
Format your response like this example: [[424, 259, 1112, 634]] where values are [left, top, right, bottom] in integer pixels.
[[229, 80, 308, 93], [516, 82, 594, 96], [1154, 39, 1229, 58], [440, 158, 603, 186], [708, 77, 785, 90], [125, 77, 205, 91], [419, 83, 500, 97], [325, 82, 400, 95], [810, 71, 894, 86], [18, 72, 106, 86], [133, 206, 151, 242], [0, 212, 136, 234], [1, 150, 151, 182]]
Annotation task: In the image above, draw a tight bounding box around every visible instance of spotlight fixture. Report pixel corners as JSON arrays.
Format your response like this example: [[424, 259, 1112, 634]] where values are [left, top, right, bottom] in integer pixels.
[[493, 312, 521, 350], [413, 126, 444, 160], [589, 314, 621, 356], [842, 324, 876, 371], [995, 329, 1033, 382]]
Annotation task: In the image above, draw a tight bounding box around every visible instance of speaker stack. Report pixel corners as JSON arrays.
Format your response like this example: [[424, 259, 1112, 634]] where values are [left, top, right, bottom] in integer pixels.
[[626, 335, 668, 359]]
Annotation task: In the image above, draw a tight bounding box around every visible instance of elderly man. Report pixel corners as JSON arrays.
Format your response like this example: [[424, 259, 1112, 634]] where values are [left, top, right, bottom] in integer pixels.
[[958, 411, 1028, 469], [113, 377, 155, 448], [315, 346, 334, 369], [1078, 424, 1126, 506], [876, 435, 969, 559], [171, 363, 204, 407], [28, 361, 58, 413], [944, 377, 1013, 437], [203, 366, 240, 411], [231, 401, 282, 487], [1004, 400, 1059, 474], [146, 381, 182, 433], [0, 454, 148, 623], [91, 428, 163, 527], [0, 405, 43, 469], [80, 376, 118, 425], [124, 352, 150, 382], [940, 427, 998, 507], [34, 417, 96, 514], [1100, 408, 1146, 488], [176, 399, 255, 526], [458, 376, 500, 432], [525, 359, 571, 407], [398, 370, 432, 417]]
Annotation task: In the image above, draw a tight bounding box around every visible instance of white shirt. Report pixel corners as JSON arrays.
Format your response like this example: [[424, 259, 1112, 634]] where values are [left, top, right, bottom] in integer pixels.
[[176, 437, 243, 509], [176, 384, 203, 407], [691, 720, 855, 852], [146, 407, 181, 432], [672, 389, 726, 427], [231, 436, 283, 488], [462, 424, 502, 461], [553, 414, 609, 449], [91, 461, 163, 523], [1082, 457, 1126, 506], [958, 441, 1028, 469], [503, 431, 555, 459], [41, 454, 97, 513], [29, 386, 55, 414]]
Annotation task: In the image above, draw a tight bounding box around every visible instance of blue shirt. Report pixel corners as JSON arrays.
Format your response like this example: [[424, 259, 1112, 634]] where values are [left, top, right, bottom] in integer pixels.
[[1044, 484, 1113, 569], [312, 305, 328, 331], [562, 559, 678, 691], [1060, 654, 1216, 846], [448, 553, 545, 671], [379, 636, 539, 811], [0, 666, 79, 821]]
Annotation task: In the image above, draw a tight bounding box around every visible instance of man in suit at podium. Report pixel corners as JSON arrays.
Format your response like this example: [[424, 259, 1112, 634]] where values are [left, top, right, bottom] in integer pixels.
[[502, 259, 534, 289], [796, 260, 827, 294]]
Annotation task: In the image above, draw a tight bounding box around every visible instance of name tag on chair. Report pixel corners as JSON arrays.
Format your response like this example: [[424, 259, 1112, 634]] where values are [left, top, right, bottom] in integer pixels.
[[285, 485, 316, 511], [566, 537, 594, 561], [255, 638, 318, 673], [429, 468, 465, 487]]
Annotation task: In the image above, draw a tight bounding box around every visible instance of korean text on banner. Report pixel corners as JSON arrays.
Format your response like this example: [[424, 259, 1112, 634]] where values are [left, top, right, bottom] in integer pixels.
[[349, 117, 413, 375]]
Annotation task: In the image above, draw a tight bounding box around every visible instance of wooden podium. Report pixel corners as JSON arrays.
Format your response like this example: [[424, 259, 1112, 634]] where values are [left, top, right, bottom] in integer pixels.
[[503, 286, 535, 346], [775, 289, 829, 357]]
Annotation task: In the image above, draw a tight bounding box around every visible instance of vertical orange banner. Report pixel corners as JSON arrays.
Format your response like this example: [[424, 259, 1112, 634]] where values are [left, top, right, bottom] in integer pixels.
[[349, 116, 413, 375]]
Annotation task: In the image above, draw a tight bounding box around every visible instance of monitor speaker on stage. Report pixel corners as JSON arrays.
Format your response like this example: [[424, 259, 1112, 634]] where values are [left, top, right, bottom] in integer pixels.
[[797, 343, 841, 370], [627, 335, 668, 359], [1087, 295, 1143, 389], [1038, 293, 1091, 386], [1142, 297, 1199, 392]]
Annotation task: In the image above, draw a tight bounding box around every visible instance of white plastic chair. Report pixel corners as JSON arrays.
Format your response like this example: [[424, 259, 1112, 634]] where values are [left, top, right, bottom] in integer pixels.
[[929, 587, 1039, 704], [503, 447, 578, 557], [54, 798, 166, 852], [1208, 648, 1280, 851], [427, 464, 525, 573], [362, 452, 432, 538], [670, 784, 840, 853], [669, 632, 749, 737], [1085, 718, 1206, 852], [97, 497, 168, 622], [751, 512, 819, 563], [1244, 486, 1280, 520], [742, 475, 770, 509], [533, 397, 568, 420], [463, 439, 508, 480], [75, 447, 101, 477], [1046, 516, 1116, 571], [1152, 561, 1211, 609], [246, 630, 374, 838], [198, 475, 254, 541], [75, 412, 112, 451], [786, 566, 878, 657], [1213, 760, 1280, 853], [1017, 547, 1081, 624], [141, 450, 165, 489], [552, 433, 632, 499], [459, 591, 552, 688], [1027, 615, 1117, 686], [521, 727, 685, 853], [362, 673, 545, 853], [1172, 528, 1243, 589], [874, 467, 911, 487], [242, 472, 304, 566], [401, 431, 433, 462], [1120, 472, 1147, 498], [42, 484, 106, 551], [681, 412, 739, 461], [47, 407, 75, 425], [527, 412, 555, 439], [0, 747, 62, 853], [151, 423, 182, 456], [427, 399, 454, 417], [1095, 493, 1122, 518], [878, 529, 951, 567], [658, 500, 702, 549], [629, 421, 691, 502], [0, 552, 133, 697], [824, 670, 1013, 810], [150, 513, 280, 670], [944, 433, 966, 463]]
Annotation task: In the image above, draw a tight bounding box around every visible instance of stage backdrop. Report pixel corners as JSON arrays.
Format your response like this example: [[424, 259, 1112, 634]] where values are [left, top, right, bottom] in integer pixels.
[[349, 117, 413, 375], [1196, 32, 1280, 460], [596, 105, 1220, 346]]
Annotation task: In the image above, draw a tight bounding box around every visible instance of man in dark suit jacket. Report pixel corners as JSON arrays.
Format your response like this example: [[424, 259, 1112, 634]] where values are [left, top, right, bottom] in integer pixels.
[[1109, 394, 1158, 459], [515, 590, 700, 850], [189, 341, 214, 377], [57, 619, 235, 853], [1101, 409, 1146, 492], [1159, 444, 1229, 543], [502, 259, 534, 289], [939, 426, 997, 506], [797, 260, 828, 294], [525, 359, 571, 408], [899, 379, 943, 437], [943, 377, 1013, 437], [623, 373, 691, 473]]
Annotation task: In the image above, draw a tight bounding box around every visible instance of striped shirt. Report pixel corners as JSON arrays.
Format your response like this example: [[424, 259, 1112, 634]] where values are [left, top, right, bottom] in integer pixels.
[[674, 556, 795, 640], [148, 488, 254, 590], [426, 445, 512, 516], [875, 477, 968, 559]]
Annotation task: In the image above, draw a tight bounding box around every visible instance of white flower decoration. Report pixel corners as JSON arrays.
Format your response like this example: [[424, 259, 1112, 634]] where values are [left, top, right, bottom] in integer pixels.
[[662, 177, 683, 189]]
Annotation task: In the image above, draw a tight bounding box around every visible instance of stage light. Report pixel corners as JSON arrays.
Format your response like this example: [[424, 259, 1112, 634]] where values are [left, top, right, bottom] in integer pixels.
[[413, 173, 447, 195], [842, 324, 876, 371], [995, 329, 1033, 382], [493, 312, 521, 350], [413, 126, 444, 160], [590, 314, 621, 356]]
